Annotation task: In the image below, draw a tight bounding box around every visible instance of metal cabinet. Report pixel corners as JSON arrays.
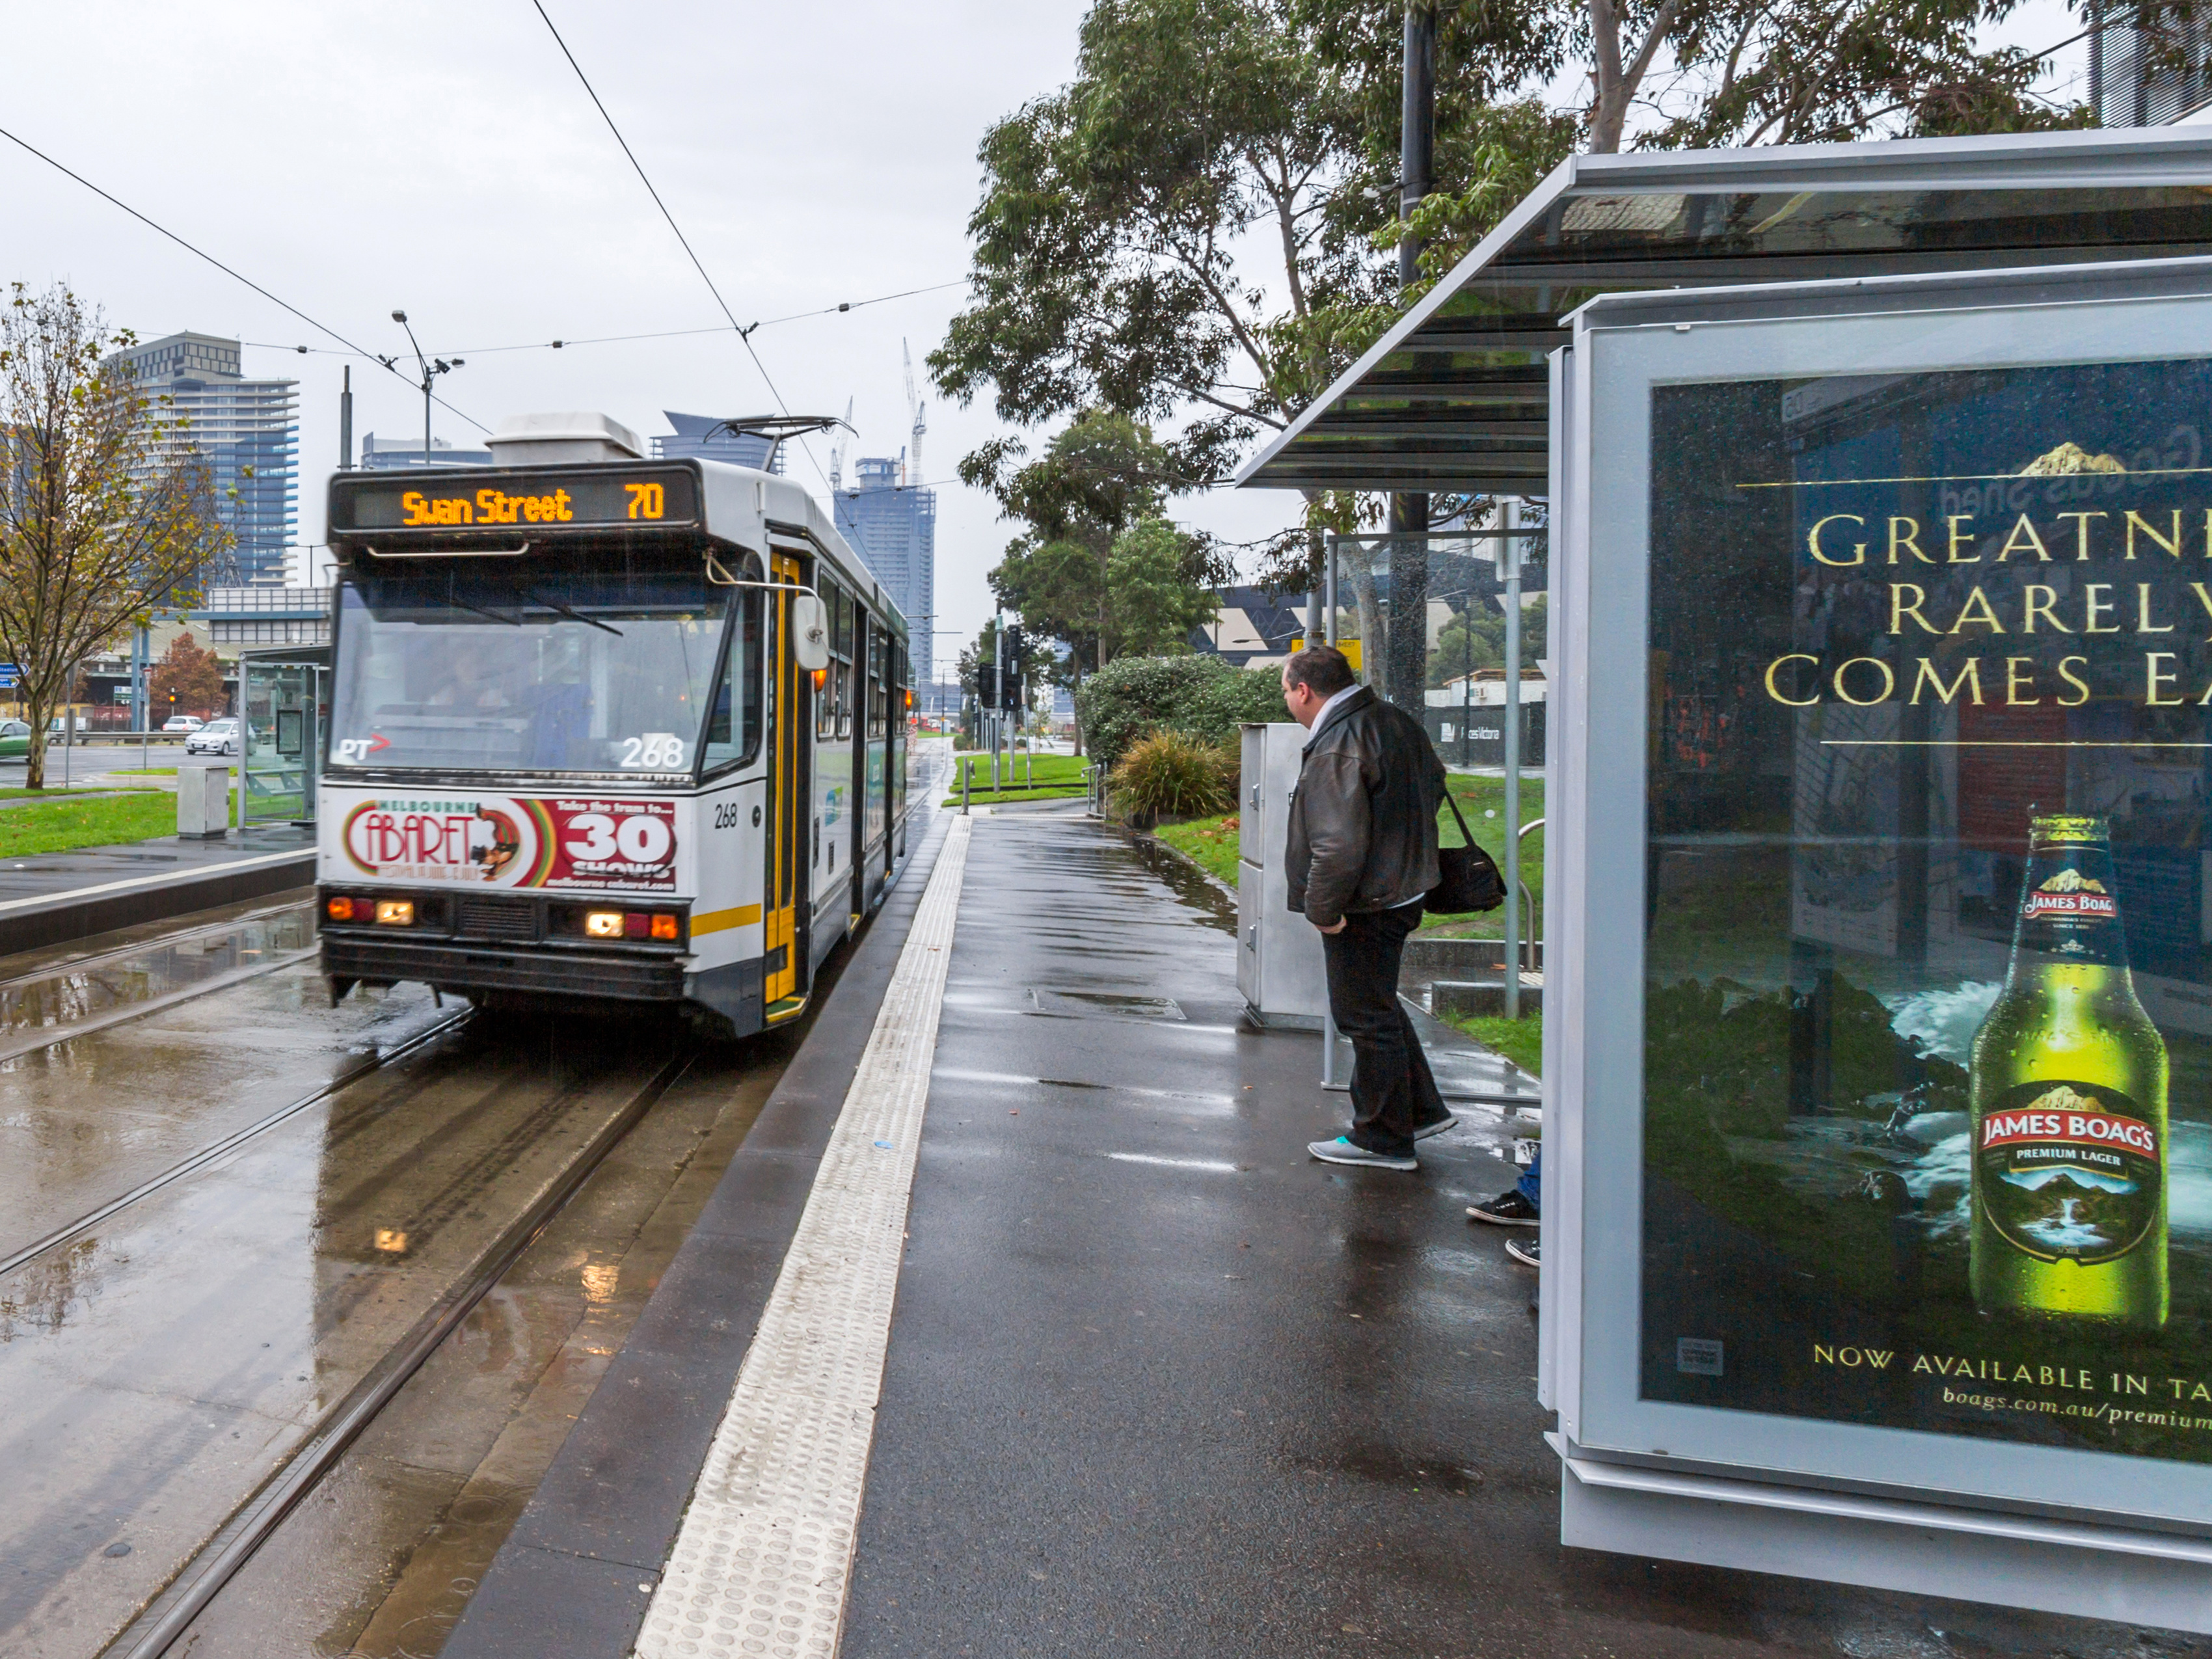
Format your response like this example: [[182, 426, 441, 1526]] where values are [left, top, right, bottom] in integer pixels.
[[1235, 722, 1327, 1025]]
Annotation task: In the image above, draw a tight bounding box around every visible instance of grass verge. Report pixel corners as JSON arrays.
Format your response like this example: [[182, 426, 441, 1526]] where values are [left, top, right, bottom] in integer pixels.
[[1442, 1010, 1543, 1077], [1153, 815, 1240, 887], [0, 790, 185, 857]]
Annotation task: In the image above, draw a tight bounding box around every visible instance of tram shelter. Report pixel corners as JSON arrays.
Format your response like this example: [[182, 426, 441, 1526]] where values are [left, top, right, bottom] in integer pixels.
[[1236, 125, 2212, 1629]]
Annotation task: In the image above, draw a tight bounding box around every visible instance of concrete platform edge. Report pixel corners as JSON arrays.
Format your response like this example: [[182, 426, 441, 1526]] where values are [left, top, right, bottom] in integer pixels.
[[0, 849, 316, 961], [440, 811, 954, 1659]]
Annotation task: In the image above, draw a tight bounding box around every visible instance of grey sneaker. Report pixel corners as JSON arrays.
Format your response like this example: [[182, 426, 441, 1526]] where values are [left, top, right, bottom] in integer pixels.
[[1412, 1113, 1461, 1142], [1505, 1236, 1540, 1269], [1308, 1137, 1418, 1172]]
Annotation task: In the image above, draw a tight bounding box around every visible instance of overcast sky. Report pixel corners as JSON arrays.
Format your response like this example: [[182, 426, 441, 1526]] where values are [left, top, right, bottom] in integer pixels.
[[1, 1, 2089, 686]]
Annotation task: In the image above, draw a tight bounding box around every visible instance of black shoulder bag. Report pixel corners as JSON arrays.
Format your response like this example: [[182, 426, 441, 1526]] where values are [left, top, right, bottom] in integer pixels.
[[1428, 790, 1507, 914]]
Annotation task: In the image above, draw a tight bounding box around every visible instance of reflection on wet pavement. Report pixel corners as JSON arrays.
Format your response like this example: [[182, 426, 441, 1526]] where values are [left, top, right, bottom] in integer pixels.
[[0, 900, 315, 1047], [0, 1015, 675, 1658], [160, 1048, 786, 1658]]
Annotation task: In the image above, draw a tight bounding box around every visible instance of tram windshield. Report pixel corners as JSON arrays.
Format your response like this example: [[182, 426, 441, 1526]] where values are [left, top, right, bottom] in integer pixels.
[[329, 567, 733, 776]]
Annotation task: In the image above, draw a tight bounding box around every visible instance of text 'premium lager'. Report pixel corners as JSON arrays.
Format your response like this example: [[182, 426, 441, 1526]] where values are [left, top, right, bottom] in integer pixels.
[[1969, 815, 2168, 1327]]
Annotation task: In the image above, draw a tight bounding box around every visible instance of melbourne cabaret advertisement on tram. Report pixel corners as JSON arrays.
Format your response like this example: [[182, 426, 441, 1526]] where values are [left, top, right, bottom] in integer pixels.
[[1641, 353, 2212, 1464], [327, 792, 679, 891]]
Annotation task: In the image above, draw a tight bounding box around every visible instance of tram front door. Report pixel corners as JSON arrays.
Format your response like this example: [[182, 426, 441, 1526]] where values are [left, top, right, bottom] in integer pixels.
[[764, 548, 807, 1017]]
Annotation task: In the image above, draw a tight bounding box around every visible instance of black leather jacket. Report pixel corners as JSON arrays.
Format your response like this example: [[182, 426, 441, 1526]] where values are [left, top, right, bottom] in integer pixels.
[[1284, 686, 1446, 927]]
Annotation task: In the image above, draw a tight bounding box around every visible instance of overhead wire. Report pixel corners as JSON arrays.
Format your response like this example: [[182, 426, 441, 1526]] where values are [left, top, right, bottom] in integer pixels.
[[236, 278, 966, 360], [0, 122, 489, 432], [528, 0, 830, 486]]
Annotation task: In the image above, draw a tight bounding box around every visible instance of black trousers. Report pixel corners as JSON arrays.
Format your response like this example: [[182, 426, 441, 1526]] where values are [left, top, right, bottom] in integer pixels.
[[1321, 904, 1450, 1157]]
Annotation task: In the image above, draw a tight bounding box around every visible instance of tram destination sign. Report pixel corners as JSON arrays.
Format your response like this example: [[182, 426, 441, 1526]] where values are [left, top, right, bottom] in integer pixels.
[[330, 466, 700, 533]]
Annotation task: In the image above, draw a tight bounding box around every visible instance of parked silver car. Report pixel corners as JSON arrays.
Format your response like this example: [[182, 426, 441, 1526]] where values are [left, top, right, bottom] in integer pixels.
[[184, 717, 241, 757]]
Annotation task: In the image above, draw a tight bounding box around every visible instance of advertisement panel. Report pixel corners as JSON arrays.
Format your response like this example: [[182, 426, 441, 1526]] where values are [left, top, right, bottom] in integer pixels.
[[328, 790, 678, 891], [1640, 350, 2212, 1466]]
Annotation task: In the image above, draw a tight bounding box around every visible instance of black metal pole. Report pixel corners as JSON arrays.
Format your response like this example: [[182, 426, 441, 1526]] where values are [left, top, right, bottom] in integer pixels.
[[1387, 3, 1435, 718]]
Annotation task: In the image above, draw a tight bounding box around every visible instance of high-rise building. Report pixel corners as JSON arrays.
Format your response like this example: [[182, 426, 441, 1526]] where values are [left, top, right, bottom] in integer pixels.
[[653, 411, 783, 472], [833, 455, 936, 684], [358, 433, 495, 470], [2094, 5, 2212, 124], [109, 332, 297, 584]]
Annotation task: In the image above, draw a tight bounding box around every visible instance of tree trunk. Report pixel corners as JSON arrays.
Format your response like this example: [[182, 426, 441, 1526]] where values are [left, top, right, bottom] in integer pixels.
[[23, 690, 48, 790], [1070, 657, 1085, 758]]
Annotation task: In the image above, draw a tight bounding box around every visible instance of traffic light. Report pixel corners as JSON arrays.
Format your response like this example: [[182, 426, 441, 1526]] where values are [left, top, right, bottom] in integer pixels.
[[974, 664, 1000, 706], [1004, 626, 1027, 664]]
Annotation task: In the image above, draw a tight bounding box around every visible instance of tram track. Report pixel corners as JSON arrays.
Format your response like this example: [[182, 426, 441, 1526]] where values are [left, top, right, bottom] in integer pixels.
[[0, 1005, 471, 1285], [103, 1042, 703, 1659], [0, 897, 321, 1068]]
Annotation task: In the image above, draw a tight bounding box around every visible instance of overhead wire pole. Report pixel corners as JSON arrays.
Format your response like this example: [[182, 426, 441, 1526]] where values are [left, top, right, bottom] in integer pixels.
[[0, 122, 485, 433], [529, 0, 829, 487]]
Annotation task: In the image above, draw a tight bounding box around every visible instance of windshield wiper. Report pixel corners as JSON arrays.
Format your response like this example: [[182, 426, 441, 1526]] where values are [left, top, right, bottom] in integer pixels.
[[521, 587, 624, 638], [448, 595, 522, 628]]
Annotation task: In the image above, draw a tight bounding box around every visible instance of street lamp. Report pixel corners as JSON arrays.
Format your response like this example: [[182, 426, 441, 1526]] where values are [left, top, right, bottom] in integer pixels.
[[382, 310, 464, 468]]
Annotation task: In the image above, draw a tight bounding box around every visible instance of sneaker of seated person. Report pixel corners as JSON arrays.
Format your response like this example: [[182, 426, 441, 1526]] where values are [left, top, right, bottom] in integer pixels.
[[1466, 1190, 1539, 1226], [1307, 1137, 1418, 1172], [1505, 1235, 1540, 1269]]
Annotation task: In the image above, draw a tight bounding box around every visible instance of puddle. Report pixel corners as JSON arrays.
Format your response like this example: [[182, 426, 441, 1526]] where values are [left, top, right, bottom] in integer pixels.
[[1030, 989, 1185, 1021], [0, 902, 315, 1042]]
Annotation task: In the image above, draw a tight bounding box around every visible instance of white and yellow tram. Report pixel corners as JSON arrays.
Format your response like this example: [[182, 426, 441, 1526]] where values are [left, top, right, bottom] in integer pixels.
[[316, 413, 911, 1037]]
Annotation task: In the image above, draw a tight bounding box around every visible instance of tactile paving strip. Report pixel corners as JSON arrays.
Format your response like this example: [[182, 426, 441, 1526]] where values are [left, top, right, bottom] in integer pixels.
[[634, 813, 973, 1659]]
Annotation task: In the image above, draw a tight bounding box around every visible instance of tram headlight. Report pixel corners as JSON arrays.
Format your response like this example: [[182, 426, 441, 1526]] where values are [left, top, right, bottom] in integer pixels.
[[650, 914, 679, 941], [584, 910, 625, 939], [374, 900, 415, 926], [326, 895, 355, 921]]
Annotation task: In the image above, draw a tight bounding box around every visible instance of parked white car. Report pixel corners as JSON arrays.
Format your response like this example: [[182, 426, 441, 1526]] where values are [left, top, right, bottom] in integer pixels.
[[184, 717, 241, 756], [161, 715, 204, 734]]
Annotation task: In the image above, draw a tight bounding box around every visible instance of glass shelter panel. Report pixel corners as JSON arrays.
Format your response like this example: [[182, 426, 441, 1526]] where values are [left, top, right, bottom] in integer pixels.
[[1329, 531, 1550, 772], [1641, 350, 2212, 1464], [241, 654, 327, 824]]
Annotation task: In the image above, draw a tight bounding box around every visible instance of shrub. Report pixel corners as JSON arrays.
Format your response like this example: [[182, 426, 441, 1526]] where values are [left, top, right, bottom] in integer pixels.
[[1077, 655, 1293, 768], [1112, 729, 1234, 825]]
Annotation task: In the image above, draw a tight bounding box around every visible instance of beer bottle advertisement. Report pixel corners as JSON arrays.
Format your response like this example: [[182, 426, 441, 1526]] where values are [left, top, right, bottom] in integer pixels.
[[1640, 354, 2212, 1463]]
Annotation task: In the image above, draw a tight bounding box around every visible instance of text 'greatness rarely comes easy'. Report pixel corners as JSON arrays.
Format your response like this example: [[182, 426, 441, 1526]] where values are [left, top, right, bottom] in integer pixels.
[[1761, 506, 2212, 709]]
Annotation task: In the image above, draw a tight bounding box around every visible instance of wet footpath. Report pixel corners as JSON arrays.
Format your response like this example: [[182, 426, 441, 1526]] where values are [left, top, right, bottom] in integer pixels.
[[436, 796, 2212, 1659]]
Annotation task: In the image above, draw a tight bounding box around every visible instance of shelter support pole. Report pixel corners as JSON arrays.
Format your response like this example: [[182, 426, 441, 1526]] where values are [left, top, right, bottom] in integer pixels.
[[1502, 501, 1522, 1020]]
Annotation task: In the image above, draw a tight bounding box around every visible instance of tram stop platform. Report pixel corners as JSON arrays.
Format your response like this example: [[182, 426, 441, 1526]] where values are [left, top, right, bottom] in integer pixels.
[[0, 822, 314, 962], [444, 798, 2181, 1659]]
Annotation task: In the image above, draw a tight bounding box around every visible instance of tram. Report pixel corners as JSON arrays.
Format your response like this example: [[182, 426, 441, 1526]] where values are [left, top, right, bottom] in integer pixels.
[[315, 412, 911, 1038]]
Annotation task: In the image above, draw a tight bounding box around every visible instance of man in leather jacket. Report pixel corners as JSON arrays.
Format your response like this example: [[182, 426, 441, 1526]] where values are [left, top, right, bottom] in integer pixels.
[[1280, 645, 1456, 1170]]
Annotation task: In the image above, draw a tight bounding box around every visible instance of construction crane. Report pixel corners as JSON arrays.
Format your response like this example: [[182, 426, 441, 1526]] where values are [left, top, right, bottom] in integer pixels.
[[902, 338, 926, 488], [829, 396, 854, 492]]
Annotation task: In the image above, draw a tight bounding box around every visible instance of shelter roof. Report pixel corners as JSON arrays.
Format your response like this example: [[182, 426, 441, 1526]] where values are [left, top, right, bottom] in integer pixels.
[[1235, 128, 2212, 496]]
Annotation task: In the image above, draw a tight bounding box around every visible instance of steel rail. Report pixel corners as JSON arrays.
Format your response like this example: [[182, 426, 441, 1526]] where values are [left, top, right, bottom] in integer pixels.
[[107, 1044, 701, 1659], [0, 895, 312, 992], [0, 1006, 470, 1284]]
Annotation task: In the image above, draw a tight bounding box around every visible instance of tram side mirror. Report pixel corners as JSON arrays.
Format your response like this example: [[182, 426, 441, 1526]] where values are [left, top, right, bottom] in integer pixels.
[[790, 592, 831, 671]]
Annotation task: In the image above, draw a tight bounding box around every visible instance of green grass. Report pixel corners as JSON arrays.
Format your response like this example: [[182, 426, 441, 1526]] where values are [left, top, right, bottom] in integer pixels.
[[0, 786, 159, 800], [0, 791, 189, 856], [1442, 1010, 1543, 1076], [941, 751, 1091, 805], [1153, 815, 1241, 886], [111, 767, 178, 776]]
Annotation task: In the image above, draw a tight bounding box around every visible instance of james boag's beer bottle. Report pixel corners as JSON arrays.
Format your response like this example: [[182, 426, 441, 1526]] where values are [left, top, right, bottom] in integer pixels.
[[1969, 815, 2168, 1327]]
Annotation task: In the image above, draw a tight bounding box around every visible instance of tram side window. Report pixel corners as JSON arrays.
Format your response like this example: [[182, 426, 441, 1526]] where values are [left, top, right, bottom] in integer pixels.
[[703, 591, 762, 772], [867, 629, 887, 740], [816, 578, 847, 741], [818, 579, 856, 742]]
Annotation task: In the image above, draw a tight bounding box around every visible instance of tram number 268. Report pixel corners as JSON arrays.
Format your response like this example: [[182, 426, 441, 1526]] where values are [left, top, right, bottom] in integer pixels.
[[625, 482, 666, 520]]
